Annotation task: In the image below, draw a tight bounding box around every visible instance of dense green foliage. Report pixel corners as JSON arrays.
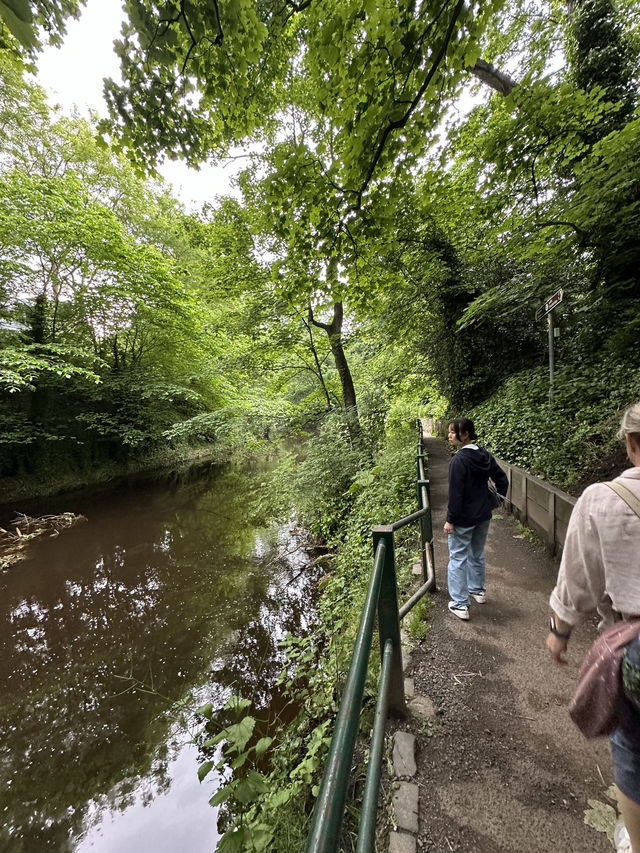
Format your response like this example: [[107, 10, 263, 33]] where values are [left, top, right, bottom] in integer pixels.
[[1, 1, 640, 849], [0, 64, 354, 490], [2, 1, 639, 497], [0, 0, 82, 52], [471, 357, 640, 490]]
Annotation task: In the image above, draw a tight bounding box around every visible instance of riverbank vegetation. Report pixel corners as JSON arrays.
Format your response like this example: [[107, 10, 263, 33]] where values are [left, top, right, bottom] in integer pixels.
[[1, 0, 640, 849], [196, 413, 420, 852]]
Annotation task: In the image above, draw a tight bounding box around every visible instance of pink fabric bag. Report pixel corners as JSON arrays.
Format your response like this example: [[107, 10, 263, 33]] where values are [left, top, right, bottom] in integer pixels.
[[569, 620, 640, 738]]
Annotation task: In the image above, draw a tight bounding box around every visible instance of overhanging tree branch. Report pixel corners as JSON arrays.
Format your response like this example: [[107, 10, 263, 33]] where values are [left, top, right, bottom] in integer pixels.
[[308, 301, 357, 411], [468, 58, 517, 96], [301, 314, 332, 409], [355, 0, 466, 208], [283, 0, 312, 9]]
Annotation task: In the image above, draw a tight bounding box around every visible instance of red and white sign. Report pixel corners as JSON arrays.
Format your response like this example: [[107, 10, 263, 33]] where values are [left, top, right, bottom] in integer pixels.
[[535, 288, 563, 321]]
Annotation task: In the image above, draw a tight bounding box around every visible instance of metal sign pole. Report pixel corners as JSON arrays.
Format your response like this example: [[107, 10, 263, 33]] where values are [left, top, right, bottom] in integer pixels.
[[536, 288, 562, 404]]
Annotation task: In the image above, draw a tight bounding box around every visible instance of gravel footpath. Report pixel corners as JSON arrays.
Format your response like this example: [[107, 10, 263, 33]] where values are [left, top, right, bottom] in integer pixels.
[[392, 436, 617, 852]]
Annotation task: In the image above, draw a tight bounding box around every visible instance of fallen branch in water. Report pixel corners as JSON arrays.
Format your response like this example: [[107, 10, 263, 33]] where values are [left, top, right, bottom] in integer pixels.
[[0, 511, 87, 571]]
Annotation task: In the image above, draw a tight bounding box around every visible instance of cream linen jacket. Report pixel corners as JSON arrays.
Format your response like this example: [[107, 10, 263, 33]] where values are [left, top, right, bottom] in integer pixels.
[[550, 467, 640, 627]]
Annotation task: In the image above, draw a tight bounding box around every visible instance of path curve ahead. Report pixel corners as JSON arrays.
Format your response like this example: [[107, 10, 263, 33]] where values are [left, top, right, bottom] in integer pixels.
[[400, 435, 616, 852]]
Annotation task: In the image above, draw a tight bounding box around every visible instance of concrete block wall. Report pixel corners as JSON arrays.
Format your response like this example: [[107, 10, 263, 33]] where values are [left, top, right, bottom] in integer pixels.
[[496, 457, 576, 555]]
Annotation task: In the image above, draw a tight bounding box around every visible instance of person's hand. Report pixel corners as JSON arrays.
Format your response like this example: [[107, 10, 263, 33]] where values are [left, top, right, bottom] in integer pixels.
[[444, 521, 454, 534], [546, 631, 569, 665]]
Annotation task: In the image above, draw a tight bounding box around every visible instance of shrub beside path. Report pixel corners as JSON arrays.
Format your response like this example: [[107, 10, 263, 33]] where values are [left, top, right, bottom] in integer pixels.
[[387, 433, 618, 852]]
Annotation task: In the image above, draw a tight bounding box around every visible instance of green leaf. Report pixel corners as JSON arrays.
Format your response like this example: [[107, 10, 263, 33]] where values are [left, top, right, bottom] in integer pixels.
[[217, 826, 251, 853], [250, 826, 274, 852], [222, 695, 252, 714], [2, 0, 32, 22], [233, 778, 258, 805], [245, 769, 269, 794], [0, 1, 37, 48], [198, 760, 214, 782], [203, 733, 225, 748], [208, 785, 234, 807], [230, 751, 249, 770], [269, 787, 293, 808], [254, 736, 272, 758], [233, 770, 269, 805], [225, 716, 255, 753]]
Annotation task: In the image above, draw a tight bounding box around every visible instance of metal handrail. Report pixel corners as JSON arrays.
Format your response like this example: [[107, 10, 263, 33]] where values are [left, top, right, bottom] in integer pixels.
[[304, 539, 390, 852], [355, 637, 393, 853], [391, 506, 430, 531], [304, 419, 436, 853]]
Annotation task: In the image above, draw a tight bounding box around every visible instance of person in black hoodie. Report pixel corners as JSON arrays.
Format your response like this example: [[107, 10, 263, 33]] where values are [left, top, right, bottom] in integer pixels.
[[444, 418, 508, 621]]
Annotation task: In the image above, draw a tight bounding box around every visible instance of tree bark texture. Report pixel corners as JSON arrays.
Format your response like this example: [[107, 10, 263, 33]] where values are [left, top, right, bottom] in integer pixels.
[[309, 302, 358, 410]]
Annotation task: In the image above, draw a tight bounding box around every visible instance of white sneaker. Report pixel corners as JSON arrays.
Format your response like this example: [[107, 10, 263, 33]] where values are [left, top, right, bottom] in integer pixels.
[[614, 822, 632, 853], [470, 589, 486, 604], [448, 601, 470, 621]]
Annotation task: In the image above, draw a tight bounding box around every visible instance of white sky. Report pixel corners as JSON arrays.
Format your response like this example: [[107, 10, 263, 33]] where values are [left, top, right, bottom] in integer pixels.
[[36, 0, 241, 210]]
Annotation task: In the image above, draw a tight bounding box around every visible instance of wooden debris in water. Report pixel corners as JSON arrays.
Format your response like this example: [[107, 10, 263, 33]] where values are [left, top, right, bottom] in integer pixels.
[[0, 511, 87, 571]]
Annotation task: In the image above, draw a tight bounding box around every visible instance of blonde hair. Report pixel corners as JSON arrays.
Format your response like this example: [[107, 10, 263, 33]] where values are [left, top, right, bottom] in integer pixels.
[[617, 402, 640, 441]]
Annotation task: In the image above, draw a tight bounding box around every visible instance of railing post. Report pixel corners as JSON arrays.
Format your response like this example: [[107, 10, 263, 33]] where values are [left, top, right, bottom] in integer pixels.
[[372, 526, 405, 718], [416, 419, 424, 478]]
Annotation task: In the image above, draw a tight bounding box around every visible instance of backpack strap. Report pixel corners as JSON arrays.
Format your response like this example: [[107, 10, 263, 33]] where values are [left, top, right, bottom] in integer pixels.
[[605, 481, 640, 519]]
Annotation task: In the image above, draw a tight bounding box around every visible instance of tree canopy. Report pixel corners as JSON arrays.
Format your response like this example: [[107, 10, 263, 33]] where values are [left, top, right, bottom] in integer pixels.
[[0, 0, 638, 483]]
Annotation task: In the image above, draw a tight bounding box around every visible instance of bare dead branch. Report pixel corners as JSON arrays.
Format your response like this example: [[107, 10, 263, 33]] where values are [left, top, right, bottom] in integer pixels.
[[468, 58, 517, 96]]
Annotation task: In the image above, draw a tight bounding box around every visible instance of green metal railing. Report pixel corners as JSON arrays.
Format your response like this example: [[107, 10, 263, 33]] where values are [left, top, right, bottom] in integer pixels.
[[304, 420, 436, 853]]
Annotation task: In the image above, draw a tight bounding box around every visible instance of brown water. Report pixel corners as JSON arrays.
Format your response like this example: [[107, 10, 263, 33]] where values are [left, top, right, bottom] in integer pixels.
[[0, 463, 316, 853]]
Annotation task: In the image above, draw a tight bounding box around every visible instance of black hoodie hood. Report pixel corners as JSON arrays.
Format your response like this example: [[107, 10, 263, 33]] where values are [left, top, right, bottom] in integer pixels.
[[457, 446, 491, 474]]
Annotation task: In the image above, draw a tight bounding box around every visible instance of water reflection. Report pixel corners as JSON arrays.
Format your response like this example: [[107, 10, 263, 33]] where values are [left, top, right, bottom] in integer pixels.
[[0, 464, 316, 852]]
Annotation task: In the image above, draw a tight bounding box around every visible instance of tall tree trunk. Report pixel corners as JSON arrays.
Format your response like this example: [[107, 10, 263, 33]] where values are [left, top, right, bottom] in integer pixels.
[[308, 302, 358, 410]]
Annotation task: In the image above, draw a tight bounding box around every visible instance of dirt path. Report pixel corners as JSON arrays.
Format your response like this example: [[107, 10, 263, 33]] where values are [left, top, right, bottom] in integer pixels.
[[400, 435, 617, 852]]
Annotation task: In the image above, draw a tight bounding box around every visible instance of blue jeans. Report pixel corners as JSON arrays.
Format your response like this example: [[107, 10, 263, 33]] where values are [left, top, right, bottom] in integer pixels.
[[447, 519, 491, 608], [610, 714, 640, 802]]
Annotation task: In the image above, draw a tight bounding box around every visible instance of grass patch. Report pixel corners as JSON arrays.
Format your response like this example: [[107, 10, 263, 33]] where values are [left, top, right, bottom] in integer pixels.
[[406, 594, 432, 644]]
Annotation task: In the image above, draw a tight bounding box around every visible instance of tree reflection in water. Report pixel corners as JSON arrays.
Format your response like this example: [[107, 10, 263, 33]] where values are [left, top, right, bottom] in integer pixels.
[[0, 463, 318, 852]]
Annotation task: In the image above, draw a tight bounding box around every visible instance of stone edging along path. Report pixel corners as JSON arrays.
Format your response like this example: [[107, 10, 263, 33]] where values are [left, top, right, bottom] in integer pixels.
[[385, 434, 620, 853]]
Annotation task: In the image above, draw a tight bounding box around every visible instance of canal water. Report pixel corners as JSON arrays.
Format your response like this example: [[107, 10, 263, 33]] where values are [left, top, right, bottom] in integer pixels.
[[0, 462, 317, 852]]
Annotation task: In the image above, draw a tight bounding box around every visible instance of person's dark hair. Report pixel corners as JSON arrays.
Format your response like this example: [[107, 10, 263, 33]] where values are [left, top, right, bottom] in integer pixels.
[[449, 418, 477, 442]]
